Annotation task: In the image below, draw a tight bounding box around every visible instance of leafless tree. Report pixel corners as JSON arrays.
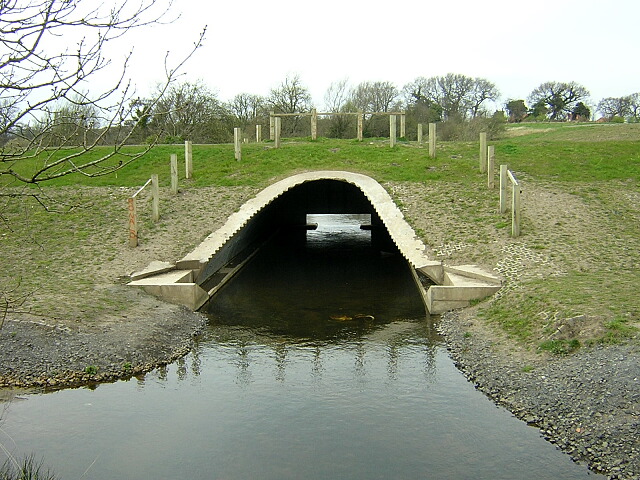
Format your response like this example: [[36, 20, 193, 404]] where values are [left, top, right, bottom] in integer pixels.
[[149, 80, 227, 143], [228, 93, 266, 129], [404, 74, 497, 120], [267, 74, 313, 135], [597, 96, 634, 120], [0, 0, 205, 189], [323, 79, 354, 138]]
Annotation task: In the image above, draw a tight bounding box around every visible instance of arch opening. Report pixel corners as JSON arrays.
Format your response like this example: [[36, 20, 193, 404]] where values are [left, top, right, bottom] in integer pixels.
[[129, 171, 501, 314]]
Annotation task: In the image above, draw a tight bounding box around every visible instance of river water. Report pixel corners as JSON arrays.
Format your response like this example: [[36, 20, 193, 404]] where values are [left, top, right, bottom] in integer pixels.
[[0, 215, 602, 479]]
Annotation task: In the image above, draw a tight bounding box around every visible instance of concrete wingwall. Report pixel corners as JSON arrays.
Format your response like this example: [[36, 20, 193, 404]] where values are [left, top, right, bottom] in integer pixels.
[[129, 170, 501, 313]]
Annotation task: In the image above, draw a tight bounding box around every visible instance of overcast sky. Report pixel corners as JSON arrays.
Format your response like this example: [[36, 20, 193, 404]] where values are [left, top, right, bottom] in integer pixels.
[[107, 0, 639, 110]]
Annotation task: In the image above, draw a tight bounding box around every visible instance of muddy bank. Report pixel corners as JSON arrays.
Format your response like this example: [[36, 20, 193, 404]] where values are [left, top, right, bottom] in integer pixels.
[[438, 310, 639, 480]]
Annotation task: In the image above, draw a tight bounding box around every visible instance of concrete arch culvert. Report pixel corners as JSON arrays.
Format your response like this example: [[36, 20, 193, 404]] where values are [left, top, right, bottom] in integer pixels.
[[129, 171, 501, 313]]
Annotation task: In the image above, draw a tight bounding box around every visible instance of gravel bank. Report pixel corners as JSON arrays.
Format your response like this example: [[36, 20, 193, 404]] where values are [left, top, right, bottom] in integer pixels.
[[438, 310, 639, 480], [0, 301, 207, 389]]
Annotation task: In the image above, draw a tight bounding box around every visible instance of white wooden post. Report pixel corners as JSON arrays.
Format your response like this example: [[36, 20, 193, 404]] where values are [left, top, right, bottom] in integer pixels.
[[500, 164, 508, 213], [479, 132, 487, 173], [170, 154, 178, 195], [127, 196, 138, 247], [429, 123, 436, 158], [390, 115, 396, 147], [400, 112, 406, 138], [512, 180, 521, 237], [269, 112, 275, 140], [417, 124, 423, 144], [357, 111, 363, 141], [151, 174, 159, 222], [256, 124, 262, 143], [274, 117, 281, 148], [234, 127, 242, 161], [487, 145, 495, 189], [185, 140, 193, 179], [311, 109, 317, 140]]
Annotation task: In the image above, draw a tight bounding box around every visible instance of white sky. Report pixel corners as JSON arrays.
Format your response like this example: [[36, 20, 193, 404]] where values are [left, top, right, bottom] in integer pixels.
[[102, 0, 639, 110]]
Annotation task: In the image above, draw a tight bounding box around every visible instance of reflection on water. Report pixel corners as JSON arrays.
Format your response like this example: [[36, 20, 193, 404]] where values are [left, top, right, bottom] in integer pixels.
[[0, 215, 603, 479]]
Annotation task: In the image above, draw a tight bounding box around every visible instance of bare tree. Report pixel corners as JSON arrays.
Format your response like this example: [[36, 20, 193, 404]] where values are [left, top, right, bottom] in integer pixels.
[[403, 74, 497, 120], [228, 93, 266, 129], [527, 81, 590, 121], [323, 79, 353, 138], [268, 74, 312, 135], [149, 80, 227, 143], [597, 96, 633, 120], [0, 0, 205, 187]]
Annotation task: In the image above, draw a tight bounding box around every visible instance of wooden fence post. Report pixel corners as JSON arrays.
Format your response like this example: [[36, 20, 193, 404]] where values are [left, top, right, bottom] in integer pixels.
[[274, 117, 281, 148], [128, 196, 138, 247], [234, 127, 242, 161], [269, 112, 275, 140], [389, 115, 396, 147], [256, 124, 262, 143], [429, 123, 436, 158], [487, 145, 495, 189], [500, 164, 508, 213], [185, 140, 193, 179], [311, 108, 317, 140], [151, 174, 159, 222], [417, 124, 423, 144], [512, 181, 521, 237], [479, 132, 487, 173], [357, 111, 363, 141], [400, 112, 406, 138], [170, 154, 178, 195]]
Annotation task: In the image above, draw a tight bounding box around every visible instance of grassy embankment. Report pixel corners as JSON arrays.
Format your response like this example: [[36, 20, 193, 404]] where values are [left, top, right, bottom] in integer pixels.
[[2, 122, 639, 351]]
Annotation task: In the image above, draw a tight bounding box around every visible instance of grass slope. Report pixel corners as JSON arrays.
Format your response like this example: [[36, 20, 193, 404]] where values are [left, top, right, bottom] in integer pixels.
[[2, 122, 639, 352]]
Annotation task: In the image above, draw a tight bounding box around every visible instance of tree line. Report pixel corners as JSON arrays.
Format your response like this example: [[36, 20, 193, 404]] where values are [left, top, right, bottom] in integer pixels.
[[10, 72, 636, 150]]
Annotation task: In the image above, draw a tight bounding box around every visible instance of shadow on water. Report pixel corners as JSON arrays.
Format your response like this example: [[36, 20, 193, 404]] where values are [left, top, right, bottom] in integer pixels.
[[202, 213, 438, 343]]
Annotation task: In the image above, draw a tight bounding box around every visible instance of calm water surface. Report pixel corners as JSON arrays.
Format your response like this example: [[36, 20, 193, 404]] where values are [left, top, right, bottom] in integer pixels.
[[0, 215, 602, 479]]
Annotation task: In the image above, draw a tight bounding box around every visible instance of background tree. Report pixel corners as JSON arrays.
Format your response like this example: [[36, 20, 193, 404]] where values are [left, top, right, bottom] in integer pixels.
[[227, 93, 266, 132], [527, 81, 590, 121], [571, 102, 591, 121], [148, 80, 228, 143], [348, 81, 399, 137], [629, 93, 640, 122], [505, 99, 528, 123], [323, 79, 354, 138], [267, 74, 313, 136], [0, 0, 205, 186], [403, 74, 498, 120], [597, 96, 633, 120]]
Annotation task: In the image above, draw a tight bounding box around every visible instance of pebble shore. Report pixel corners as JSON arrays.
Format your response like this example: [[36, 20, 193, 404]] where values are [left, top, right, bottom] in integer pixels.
[[438, 311, 639, 480]]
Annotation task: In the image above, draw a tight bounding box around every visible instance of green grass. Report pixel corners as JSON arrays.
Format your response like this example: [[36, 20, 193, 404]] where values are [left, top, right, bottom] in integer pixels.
[[6, 123, 637, 190]]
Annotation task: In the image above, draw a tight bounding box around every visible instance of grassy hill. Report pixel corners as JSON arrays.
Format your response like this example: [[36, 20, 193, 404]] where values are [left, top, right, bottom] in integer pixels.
[[2, 122, 638, 352]]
